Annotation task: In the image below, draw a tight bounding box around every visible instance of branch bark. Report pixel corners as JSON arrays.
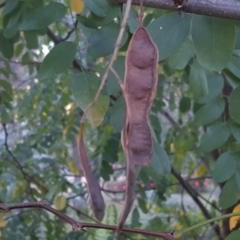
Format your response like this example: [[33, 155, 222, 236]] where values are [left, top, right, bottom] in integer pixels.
[[0, 201, 174, 240], [111, 0, 240, 21]]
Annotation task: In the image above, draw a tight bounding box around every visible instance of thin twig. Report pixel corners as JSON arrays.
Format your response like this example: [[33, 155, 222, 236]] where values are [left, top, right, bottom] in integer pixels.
[[2, 124, 48, 194], [171, 167, 223, 240], [80, 0, 133, 124], [161, 110, 182, 131], [67, 204, 98, 223], [0, 201, 175, 240], [110, 67, 123, 86]]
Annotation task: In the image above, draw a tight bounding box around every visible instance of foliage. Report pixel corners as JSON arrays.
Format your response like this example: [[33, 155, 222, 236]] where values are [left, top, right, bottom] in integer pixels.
[[0, 0, 240, 239]]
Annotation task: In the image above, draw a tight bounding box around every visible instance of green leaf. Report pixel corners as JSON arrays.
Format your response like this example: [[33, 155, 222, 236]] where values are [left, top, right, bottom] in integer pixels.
[[3, 0, 19, 15], [19, 2, 66, 30], [102, 133, 120, 163], [219, 177, 240, 209], [194, 97, 225, 126], [235, 170, 240, 192], [1, 90, 13, 104], [131, 207, 140, 226], [227, 56, 240, 79], [15, 43, 24, 57], [0, 31, 14, 59], [24, 31, 38, 49], [88, 23, 128, 58], [69, 72, 110, 127], [196, 73, 224, 104], [138, 197, 148, 214], [189, 60, 208, 98], [3, 8, 22, 39], [84, 0, 108, 17], [213, 152, 236, 183], [229, 85, 240, 124], [225, 230, 240, 240], [80, 2, 120, 27], [230, 123, 240, 142], [235, 30, 240, 49], [109, 96, 125, 132], [100, 161, 113, 181], [179, 97, 191, 113], [199, 123, 230, 152], [0, 106, 11, 123], [224, 71, 240, 90], [150, 114, 162, 143], [192, 16, 235, 71], [0, 80, 13, 94], [38, 42, 77, 80], [150, 141, 171, 175], [127, 8, 139, 33], [147, 13, 191, 60], [106, 56, 124, 95], [168, 39, 194, 70]]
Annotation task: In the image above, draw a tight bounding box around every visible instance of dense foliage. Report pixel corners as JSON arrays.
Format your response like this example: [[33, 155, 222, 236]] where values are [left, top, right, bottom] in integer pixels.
[[0, 0, 240, 239]]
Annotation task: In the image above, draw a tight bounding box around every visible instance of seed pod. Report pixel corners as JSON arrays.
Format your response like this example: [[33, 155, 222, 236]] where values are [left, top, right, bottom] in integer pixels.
[[123, 26, 159, 167], [116, 25, 159, 234], [78, 124, 105, 221]]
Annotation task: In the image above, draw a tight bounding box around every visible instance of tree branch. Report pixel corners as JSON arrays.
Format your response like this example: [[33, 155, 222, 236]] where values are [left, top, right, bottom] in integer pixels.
[[46, 28, 82, 71], [0, 201, 175, 240], [171, 167, 223, 240], [111, 0, 240, 21]]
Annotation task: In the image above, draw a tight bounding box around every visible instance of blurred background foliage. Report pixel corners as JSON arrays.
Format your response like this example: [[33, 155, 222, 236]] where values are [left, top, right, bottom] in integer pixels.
[[0, 0, 240, 239]]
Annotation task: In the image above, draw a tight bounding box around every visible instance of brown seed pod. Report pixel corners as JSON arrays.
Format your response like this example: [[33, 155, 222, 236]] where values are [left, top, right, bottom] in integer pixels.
[[78, 124, 105, 221], [116, 25, 159, 234], [123, 26, 159, 167]]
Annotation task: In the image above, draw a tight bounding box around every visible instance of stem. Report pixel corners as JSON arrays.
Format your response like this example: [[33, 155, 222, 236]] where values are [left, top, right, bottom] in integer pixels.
[[176, 212, 240, 237]]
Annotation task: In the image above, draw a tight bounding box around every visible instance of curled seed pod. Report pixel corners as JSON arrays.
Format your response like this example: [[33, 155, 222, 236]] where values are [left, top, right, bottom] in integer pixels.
[[78, 124, 105, 221]]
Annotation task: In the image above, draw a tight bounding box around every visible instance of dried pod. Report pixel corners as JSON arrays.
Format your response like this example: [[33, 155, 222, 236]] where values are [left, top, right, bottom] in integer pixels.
[[123, 26, 159, 167], [78, 124, 105, 221], [116, 25, 159, 233]]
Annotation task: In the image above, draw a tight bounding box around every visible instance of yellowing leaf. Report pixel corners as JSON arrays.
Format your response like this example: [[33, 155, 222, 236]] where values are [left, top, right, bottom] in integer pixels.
[[0, 215, 6, 227], [194, 164, 207, 177], [174, 233, 183, 240], [70, 0, 84, 14], [229, 204, 240, 230], [69, 72, 110, 128], [175, 222, 183, 230], [61, 150, 67, 158], [67, 161, 80, 175], [175, 149, 184, 161], [12, 182, 26, 197], [170, 143, 175, 152], [88, 100, 109, 127], [54, 195, 67, 210]]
